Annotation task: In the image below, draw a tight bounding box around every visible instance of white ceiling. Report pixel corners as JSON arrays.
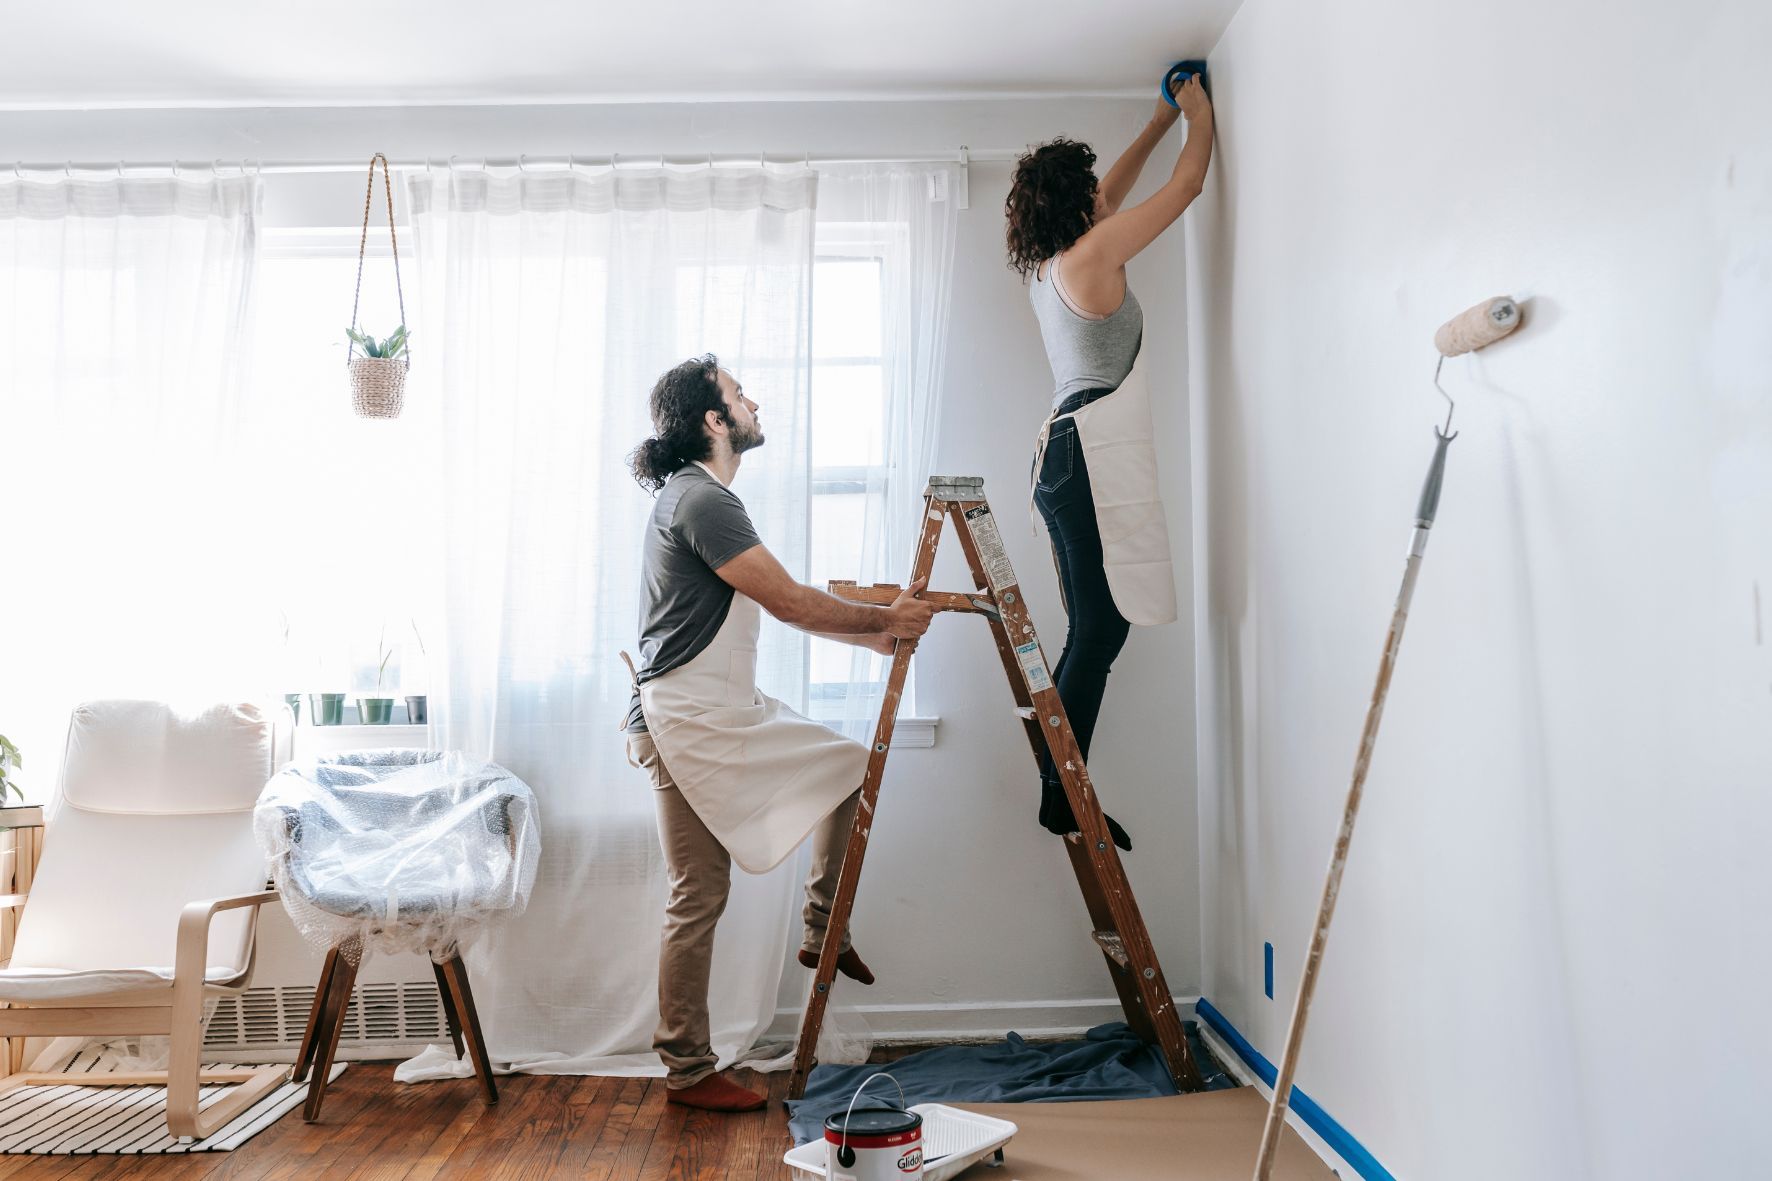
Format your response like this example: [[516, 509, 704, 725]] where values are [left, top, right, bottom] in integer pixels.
[[2, 1, 1241, 109]]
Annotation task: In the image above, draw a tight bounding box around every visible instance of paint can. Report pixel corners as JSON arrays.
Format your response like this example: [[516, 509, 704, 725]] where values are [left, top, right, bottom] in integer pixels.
[[825, 1073, 923, 1180]]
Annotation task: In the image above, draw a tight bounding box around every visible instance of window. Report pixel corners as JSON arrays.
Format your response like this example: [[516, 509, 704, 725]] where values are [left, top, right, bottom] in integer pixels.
[[807, 225, 921, 725], [250, 221, 921, 727], [246, 228, 435, 703]]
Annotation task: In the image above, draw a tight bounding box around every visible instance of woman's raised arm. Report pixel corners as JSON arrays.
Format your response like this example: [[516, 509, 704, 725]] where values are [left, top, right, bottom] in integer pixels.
[[1074, 75, 1214, 271]]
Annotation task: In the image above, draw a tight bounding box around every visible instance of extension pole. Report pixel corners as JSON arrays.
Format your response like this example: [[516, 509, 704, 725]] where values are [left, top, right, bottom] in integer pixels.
[[1251, 428, 1454, 1180]]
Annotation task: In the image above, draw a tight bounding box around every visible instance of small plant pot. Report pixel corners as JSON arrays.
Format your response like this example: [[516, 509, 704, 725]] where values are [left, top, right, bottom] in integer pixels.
[[311, 693, 347, 726], [405, 695, 428, 724], [350, 356, 407, 419], [359, 697, 395, 725], [283, 693, 303, 726]]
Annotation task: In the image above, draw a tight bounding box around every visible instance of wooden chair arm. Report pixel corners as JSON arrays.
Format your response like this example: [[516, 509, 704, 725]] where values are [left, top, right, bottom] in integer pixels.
[[172, 890, 277, 1005], [175, 891, 277, 971]]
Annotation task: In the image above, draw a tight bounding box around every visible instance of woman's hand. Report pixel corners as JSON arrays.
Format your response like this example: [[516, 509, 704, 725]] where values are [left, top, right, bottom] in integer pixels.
[[1174, 74, 1212, 123], [1152, 88, 1183, 131]]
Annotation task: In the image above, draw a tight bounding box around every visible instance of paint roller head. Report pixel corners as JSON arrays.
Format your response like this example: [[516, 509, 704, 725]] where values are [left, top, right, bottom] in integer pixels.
[[1434, 296, 1522, 358]]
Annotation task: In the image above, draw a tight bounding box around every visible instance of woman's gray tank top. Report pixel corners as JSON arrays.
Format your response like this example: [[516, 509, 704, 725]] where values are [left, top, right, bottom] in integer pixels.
[[1030, 254, 1143, 409]]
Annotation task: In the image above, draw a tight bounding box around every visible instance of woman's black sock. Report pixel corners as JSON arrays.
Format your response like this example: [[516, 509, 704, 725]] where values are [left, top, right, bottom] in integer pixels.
[[1039, 779, 1132, 851]]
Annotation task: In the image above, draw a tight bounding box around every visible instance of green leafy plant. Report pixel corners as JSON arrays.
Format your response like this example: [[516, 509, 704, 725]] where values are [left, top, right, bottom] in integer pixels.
[[0, 734, 23, 806], [346, 324, 410, 360]]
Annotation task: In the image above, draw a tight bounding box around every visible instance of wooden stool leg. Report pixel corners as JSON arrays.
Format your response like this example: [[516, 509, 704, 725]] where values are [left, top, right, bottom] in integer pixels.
[[433, 959, 465, 1059], [302, 944, 359, 1123], [440, 955, 497, 1105], [290, 945, 341, 1084]]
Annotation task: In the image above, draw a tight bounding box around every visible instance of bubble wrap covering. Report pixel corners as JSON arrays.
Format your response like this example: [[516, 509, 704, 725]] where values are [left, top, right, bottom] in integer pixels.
[[254, 749, 540, 962]]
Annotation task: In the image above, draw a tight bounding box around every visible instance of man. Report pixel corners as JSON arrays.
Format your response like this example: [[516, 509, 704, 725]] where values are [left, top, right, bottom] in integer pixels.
[[624, 354, 935, 1112]]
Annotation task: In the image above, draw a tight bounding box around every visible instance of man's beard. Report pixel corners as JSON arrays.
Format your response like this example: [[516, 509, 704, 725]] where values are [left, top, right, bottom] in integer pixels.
[[727, 416, 765, 454]]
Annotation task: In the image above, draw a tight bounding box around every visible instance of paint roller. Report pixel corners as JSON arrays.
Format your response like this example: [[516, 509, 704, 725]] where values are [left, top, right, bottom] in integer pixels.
[[1251, 297, 1523, 1181]]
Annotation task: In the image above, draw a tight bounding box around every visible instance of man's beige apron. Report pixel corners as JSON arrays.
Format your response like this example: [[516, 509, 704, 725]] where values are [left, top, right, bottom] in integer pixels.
[[638, 591, 867, 874], [1030, 353, 1178, 627]]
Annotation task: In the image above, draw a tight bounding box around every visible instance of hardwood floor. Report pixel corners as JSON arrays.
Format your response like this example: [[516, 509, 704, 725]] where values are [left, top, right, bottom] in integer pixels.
[[0, 1062, 818, 1181]]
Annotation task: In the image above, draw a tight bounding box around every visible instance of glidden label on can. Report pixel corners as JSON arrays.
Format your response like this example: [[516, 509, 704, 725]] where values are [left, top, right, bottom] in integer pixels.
[[825, 1107, 924, 1180]]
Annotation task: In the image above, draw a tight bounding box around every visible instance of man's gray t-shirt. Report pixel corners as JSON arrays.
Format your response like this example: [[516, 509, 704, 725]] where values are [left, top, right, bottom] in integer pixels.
[[626, 463, 763, 733]]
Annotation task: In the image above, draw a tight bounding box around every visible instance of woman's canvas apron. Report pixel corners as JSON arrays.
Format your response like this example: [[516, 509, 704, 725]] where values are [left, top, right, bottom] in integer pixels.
[[638, 592, 867, 874], [1030, 352, 1178, 627]]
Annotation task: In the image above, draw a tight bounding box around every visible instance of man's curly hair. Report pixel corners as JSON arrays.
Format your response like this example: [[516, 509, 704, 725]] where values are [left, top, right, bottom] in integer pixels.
[[629, 354, 726, 493], [1005, 138, 1099, 277]]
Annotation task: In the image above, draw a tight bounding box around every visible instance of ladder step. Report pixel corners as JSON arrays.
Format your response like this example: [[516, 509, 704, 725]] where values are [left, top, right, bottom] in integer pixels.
[[1091, 930, 1130, 968]]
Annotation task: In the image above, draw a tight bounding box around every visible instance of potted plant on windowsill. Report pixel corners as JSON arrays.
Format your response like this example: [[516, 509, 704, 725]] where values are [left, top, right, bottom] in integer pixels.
[[405, 618, 428, 725], [278, 610, 303, 725], [359, 627, 396, 725]]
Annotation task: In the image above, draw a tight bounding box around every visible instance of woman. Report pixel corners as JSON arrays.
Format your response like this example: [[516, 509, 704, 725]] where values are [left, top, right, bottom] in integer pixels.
[[1008, 74, 1213, 851]]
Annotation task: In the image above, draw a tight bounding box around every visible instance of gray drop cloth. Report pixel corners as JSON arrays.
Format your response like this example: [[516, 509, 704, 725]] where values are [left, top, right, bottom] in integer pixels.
[[787, 1021, 1233, 1144]]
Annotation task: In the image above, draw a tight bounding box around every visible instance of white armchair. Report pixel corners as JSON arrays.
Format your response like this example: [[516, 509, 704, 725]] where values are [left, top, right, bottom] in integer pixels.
[[0, 700, 289, 1140]]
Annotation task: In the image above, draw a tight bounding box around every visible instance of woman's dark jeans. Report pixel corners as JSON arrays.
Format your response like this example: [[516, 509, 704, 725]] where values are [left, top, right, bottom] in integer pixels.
[[1032, 389, 1130, 793]]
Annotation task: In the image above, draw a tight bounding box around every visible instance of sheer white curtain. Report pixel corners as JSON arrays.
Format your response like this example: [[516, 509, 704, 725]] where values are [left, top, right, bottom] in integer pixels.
[[401, 162, 817, 1075], [808, 165, 961, 738], [0, 168, 264, 801]]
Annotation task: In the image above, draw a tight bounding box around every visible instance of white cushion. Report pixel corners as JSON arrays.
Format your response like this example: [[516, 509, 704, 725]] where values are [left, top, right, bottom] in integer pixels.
[[0, 964, 247, 1004], [61, 700, 272, 815]]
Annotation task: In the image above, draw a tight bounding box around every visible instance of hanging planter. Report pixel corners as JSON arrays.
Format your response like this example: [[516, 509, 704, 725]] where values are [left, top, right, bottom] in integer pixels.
[[345, 153, 411, 419]]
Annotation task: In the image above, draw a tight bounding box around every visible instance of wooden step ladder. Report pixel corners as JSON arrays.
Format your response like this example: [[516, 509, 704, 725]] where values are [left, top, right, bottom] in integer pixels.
[[788, 475, 1203, 1098]]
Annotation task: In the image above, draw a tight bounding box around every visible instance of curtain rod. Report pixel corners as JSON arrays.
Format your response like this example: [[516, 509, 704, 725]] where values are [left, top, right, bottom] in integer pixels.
[[10, 149, 1021, 176]]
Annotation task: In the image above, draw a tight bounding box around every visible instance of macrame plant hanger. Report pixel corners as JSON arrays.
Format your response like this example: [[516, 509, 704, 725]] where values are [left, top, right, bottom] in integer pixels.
[[345, 153, 410, 419]]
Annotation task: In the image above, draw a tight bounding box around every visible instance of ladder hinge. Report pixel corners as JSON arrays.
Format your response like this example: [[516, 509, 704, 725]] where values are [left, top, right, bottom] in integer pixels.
[[925, 475, 985, 501]]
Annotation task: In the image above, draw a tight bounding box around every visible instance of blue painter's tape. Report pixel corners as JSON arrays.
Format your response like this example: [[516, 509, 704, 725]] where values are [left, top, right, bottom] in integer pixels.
[[1264, 943, 1274, 999], [1161, 60, 1210, 107], [1195, 997, 1396, 1181]]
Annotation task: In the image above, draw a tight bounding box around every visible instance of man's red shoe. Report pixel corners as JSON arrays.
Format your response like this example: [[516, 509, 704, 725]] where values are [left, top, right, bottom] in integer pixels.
[[797, 945, 876, 986], [666, 1073, 766, 1112]]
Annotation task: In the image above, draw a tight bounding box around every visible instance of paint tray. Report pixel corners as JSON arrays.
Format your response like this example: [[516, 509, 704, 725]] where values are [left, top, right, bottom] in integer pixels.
[[784, 1104, 1018, 1181]]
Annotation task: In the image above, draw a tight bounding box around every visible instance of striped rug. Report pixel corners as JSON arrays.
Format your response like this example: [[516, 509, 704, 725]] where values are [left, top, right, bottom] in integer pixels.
[[0, 1047, 346, 1154]]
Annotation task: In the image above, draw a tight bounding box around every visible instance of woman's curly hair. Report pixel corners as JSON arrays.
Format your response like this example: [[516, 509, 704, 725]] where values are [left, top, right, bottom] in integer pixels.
[[630, 354, 726, 493], [1005, 138, 1100, 277]]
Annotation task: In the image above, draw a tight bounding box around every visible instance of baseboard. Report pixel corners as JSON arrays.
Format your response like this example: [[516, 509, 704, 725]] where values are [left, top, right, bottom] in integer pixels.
[[1194, 998, 1395, 1181], [765, 995, 1202, 1045]]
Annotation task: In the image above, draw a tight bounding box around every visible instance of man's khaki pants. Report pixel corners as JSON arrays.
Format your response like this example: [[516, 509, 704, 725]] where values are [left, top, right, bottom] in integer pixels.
[[627, 729, 859, 1089]]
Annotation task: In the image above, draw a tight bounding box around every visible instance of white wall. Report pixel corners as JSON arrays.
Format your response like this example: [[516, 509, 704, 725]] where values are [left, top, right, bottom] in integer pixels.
[[1187, 2, 1771, 1178], [1, 97, 1201, 1034]]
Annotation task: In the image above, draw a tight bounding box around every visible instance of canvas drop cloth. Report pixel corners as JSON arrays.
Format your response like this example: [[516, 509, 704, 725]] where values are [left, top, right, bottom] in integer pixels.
[[786, 1022, 1234, 1144]]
